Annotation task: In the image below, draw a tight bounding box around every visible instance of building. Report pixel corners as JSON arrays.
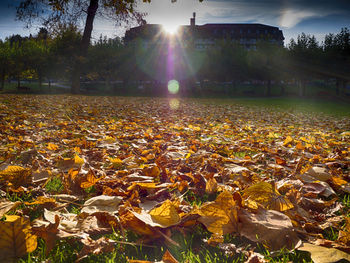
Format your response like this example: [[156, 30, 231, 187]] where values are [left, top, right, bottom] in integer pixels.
[[124, 13, 285, 50]]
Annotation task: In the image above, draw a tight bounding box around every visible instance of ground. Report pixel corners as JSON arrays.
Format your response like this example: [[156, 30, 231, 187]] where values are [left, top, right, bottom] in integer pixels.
[[0, 95, 349, 263]]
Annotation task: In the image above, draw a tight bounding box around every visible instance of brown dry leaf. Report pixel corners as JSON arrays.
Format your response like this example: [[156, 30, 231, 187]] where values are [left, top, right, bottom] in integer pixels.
[[161, 249, 179, 263], [143, 165, 161, 177], [128, 249, 179, 263], [305, 167, 331, 182], [120, 210, 157, 236], [0, 165, 32, 187], [32, 215, 60, 255], [338, 217, 350, 245], [298, 243, 350, 263], [0, 199, 21, 216], [0, 215, 37, 261], [238, 207, 300, 251], [198, 190, 238, 235], [77, 237, 116, 262], [128, 260, 153, 263], [81, 195, 123, 214], [205, 177, 218, 194]]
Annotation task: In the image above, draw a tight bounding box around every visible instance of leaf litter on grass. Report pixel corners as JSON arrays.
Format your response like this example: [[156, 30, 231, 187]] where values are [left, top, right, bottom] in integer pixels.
[[0, 95, 350, 262]]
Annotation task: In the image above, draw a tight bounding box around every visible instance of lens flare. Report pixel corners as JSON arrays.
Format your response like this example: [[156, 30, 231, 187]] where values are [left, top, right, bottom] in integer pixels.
[[168, 80, 179, 94]]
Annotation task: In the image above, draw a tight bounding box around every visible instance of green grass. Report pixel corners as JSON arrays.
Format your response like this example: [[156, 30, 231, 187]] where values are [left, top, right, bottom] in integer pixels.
[[199, 97, 350, 117], [18, 226, 314, 263], [45, 176, 64, 194]]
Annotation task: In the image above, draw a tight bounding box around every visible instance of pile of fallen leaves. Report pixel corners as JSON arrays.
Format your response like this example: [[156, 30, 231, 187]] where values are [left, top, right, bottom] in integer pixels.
[[0, 95, 349, 262]]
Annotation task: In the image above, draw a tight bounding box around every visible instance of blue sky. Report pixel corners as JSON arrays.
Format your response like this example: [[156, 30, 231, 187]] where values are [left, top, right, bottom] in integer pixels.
[[0, 0, 349, 45]]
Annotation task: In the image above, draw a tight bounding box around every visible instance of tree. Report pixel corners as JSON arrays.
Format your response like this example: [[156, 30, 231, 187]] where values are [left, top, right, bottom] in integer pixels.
[[323, 28, 350, 95], [287, 33, 322, 96], [16, 0, 200, 94], [0, 41, 11, 91], [87, 35, 124, 90]]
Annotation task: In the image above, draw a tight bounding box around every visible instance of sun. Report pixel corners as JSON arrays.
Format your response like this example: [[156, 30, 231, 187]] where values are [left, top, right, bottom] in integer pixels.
[[162, 23, 179, 35]]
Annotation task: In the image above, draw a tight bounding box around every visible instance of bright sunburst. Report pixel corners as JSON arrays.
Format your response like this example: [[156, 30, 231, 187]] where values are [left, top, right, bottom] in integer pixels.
[[162, 23, 179, 35]]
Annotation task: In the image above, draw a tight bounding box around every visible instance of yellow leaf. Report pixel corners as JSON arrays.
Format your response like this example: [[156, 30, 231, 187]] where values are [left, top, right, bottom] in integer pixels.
[[74, 154, 84, 166], [127, 182, 159, 191], [298, 243, 350, 263], [243, 182, 274, 205], [205, 177, 218, 194], [47, 143, 59, 151], [74, 147, 82, 154], [24, 196, 56, 206], [0, 166, 32, 187], [198, 191, 238, 235], [283, 136, 293, 146], [143, 165, 160, 177], [104, 136, 116, 143], [108, 157, 123, 168], [332, 176, 348, 186], [0, 215, 37, 261], [243, 182, 293, 212], [149, 200, 181, 228]]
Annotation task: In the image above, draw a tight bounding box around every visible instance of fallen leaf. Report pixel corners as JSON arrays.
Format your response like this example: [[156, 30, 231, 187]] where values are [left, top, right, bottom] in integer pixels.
[[305, 167, 331, 182], [32, 215, 59, 255], [0, 165, 32, 187], [243, 182, 293, 212], [198, 190, 238, 235], [47, 143, 59, 151], [81, 195, 123, 214], [149, 200, 181, 228], [238, 208, 300, 251], [298, 243, 350, 263], [0, 199, 21, 216], [77, 236, 116, 262], [0, 215, 37, 261]]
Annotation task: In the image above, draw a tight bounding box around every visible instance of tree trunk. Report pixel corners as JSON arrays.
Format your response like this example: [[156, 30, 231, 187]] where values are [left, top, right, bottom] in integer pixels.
[[71, 0, 99, 94]]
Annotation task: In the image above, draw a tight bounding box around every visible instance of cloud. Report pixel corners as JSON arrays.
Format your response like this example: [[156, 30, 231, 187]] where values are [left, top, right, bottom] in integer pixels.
[[196, 0, 350, 29], [279, 9, 319, 28]]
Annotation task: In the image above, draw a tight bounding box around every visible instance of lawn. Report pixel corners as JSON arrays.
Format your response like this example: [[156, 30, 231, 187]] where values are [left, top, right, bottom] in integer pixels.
[[0, 95, 349, 263]]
